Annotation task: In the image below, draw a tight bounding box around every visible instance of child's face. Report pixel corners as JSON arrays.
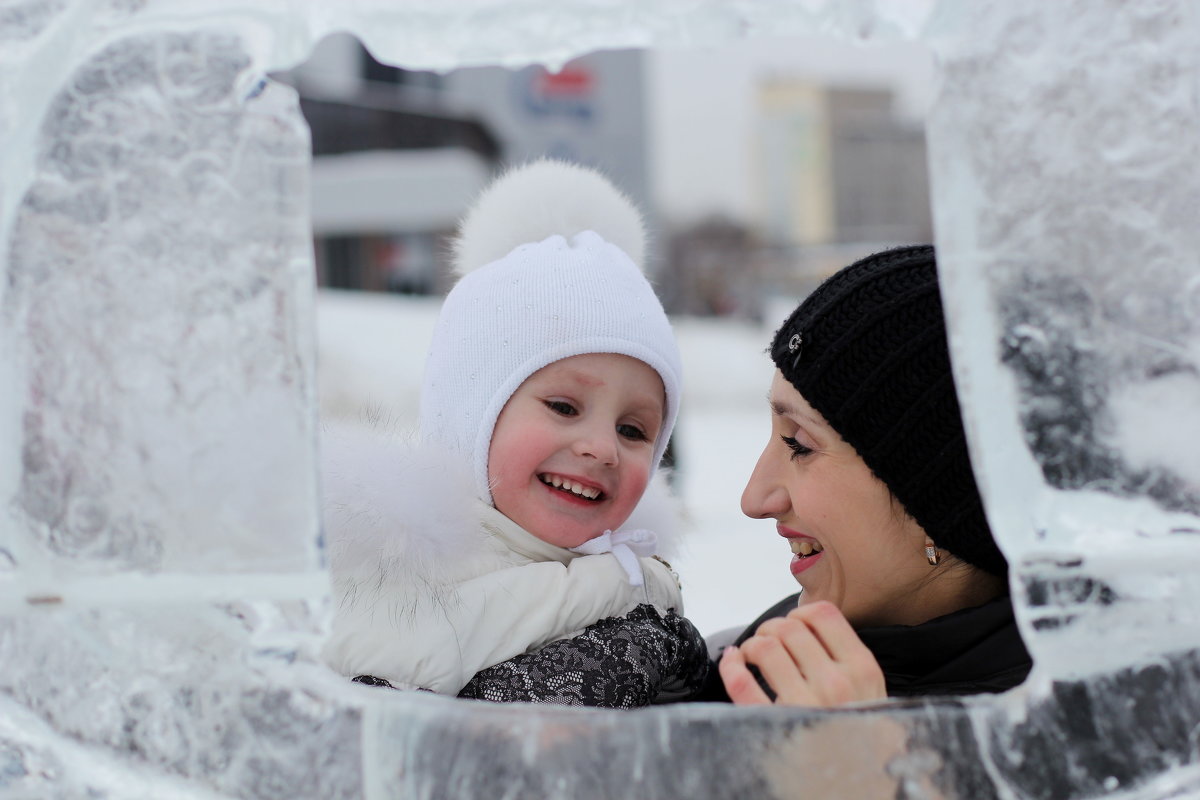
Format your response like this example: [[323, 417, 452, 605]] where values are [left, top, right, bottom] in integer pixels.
[[488, 353, 666, 549]]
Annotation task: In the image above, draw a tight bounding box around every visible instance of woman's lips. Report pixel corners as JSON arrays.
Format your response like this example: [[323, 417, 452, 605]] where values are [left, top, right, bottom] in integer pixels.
[[789, 550, 824, 576], [778, 526, 825, 576]]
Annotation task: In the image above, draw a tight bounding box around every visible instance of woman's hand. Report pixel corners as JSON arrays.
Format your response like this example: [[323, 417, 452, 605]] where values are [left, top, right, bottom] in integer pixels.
[[718, 600, 886, 707]]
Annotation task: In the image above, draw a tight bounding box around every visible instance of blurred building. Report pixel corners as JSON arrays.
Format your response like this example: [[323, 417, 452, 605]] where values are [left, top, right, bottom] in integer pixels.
[[662, 81, 931, 318], [726, 81, 930, 302], [278, 41, 928, 314], [757, 81, 931, 246], [275, 34, 649, 295]]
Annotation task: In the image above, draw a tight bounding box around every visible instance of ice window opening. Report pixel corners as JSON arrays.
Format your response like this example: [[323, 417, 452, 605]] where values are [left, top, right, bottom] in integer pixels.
[[0, 2, 1198, 799]]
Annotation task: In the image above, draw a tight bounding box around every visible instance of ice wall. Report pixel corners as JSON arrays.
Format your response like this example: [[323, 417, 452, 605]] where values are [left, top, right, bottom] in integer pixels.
[[1, 1, 1198, 799], [928, 3, 1200, 677]]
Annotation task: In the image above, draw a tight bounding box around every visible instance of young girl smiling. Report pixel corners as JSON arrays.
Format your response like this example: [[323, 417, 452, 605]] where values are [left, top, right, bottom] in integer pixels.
[[320, 160, 708, 706]]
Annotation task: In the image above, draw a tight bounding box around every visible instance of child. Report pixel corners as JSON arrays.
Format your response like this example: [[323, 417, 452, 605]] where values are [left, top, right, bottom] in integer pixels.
[[320, 160, 708, 705]]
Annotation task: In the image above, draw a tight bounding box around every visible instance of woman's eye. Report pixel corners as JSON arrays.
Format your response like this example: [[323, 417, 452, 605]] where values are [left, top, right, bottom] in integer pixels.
[[617, 423, 648, 442], [545, 400, 577, 416], [779, 435, 813, 460]]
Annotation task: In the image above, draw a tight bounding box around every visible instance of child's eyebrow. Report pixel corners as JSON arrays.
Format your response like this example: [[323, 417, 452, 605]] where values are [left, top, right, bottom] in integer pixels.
[[627, 394, 666, 415], [556, 368, 604, 388]]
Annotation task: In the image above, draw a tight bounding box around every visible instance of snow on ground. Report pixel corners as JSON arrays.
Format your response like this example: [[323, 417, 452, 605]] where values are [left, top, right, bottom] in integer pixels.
[[316, 289, 802, 636]]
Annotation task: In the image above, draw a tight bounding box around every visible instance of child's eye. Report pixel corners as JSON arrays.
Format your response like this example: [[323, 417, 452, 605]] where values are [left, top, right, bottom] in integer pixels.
[[617, 423, 648, 442], [780, 435, 813, 460], [544, 400, 577, 416]]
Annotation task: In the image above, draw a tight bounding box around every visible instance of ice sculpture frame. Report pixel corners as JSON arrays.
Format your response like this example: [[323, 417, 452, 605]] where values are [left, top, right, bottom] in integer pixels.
[[1, 1, 1199, 798]]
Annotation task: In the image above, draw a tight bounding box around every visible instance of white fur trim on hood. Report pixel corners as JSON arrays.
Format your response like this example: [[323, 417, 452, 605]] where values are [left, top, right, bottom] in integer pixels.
[[320, 419, 483, 616]]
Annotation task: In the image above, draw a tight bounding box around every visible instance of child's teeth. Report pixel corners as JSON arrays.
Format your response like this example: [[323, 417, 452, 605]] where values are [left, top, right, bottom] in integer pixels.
[[543, 475, 600, 500], [812, 542, 823, 553]]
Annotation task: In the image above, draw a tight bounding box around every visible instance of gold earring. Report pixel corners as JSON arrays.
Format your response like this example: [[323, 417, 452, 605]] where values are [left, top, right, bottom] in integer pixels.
[[924, 539, 941, 567]]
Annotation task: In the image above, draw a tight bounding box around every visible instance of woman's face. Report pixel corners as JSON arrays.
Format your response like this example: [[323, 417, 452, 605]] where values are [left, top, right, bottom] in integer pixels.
[[740, 370, 939, 628]]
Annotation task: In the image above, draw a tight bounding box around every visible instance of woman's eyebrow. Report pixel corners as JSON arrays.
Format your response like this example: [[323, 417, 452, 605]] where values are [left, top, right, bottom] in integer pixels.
[[769, 397, 794, 417], [769, 396, 825, 431]]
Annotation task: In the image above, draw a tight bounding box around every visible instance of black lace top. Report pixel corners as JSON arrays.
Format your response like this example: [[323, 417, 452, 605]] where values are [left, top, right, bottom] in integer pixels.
[[353, 604, 710, 708]]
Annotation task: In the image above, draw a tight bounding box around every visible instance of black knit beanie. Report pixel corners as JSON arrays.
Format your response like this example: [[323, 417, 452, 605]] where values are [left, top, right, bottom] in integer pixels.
[[770, 245, 1006, 577]]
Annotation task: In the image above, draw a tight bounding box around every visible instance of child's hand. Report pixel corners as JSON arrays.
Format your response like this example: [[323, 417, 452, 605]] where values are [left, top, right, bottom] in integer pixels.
[[718, 601, 886, 707]]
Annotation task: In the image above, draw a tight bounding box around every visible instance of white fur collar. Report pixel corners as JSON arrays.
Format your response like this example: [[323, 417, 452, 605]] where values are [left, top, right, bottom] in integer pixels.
[[320, 418, 686, 612]]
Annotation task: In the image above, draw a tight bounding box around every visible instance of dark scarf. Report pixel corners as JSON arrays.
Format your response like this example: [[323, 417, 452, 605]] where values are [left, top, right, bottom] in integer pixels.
[[697, 593, 1031, 701]]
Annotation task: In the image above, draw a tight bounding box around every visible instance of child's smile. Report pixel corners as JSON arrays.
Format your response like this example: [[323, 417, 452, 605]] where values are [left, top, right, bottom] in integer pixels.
[[538, 472, 605, 501], [488, 353, 666, 549]]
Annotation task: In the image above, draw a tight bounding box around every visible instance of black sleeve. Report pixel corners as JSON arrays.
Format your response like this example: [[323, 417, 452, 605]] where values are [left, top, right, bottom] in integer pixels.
[[731, 593, 801, 647], [692, 592, 803, 703], [457, 604, 710, 708]]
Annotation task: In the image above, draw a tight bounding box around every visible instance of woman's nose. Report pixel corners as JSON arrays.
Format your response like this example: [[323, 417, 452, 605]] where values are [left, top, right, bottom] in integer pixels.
[[741, 446, 788, 519]]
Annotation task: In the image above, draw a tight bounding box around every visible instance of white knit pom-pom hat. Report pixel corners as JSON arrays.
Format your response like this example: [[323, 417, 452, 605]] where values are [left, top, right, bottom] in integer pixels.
[[419, 159, 682, 504]]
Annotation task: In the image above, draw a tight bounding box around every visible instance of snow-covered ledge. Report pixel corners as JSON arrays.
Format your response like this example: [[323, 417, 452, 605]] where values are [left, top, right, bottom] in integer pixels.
[[1, 1, 1198, 797]]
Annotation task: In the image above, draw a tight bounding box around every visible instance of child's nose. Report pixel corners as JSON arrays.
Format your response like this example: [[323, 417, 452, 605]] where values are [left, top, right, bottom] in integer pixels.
[[574, 425, 619, 466]]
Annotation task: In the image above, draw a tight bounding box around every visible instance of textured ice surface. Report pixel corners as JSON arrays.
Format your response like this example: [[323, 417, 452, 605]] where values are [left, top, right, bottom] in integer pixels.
[[0, 606, 363, 799], [1, 1, 1198, 798], [2, 26, 321, 590], [926, 1, 1200, 679]]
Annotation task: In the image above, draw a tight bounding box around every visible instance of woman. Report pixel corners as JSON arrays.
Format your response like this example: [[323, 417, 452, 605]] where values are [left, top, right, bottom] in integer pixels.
[[457, 244, 1030, 706], [708, 243, 1031, 705]]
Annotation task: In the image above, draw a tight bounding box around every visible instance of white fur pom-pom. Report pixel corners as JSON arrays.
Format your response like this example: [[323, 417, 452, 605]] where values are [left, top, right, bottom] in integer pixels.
[[452, 159, 646, 276]]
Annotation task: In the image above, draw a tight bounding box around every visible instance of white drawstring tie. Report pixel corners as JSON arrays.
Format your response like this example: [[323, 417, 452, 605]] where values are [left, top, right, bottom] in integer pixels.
[[570, 529, 657, 586]]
